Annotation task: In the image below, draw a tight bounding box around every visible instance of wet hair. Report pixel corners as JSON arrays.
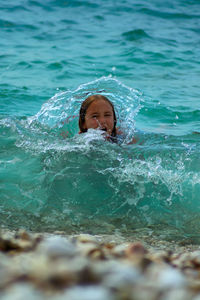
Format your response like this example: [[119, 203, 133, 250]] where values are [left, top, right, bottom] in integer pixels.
[[79, 94, 117, 137]]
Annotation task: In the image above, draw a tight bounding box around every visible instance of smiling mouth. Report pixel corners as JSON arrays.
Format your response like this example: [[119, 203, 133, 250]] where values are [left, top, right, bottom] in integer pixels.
[[100, 128, 107, 132]]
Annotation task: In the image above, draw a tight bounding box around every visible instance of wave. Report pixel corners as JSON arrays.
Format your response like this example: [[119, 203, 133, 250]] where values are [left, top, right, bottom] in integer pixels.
[[1, 77, 200, 239], [122, 29, 150, 42], [140, 6, 200, 20]]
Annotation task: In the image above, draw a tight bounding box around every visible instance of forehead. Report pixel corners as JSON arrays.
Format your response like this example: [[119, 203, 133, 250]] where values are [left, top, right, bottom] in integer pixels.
[[87, 100, 113, 113]]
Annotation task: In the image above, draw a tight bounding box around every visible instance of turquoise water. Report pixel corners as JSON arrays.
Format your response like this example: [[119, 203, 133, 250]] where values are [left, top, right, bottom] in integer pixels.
[[1, 0, 200, 237]]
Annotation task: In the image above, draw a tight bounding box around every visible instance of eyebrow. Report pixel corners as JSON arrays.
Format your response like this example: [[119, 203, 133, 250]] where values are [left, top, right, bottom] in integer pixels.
[[89, 112, 99, 115]]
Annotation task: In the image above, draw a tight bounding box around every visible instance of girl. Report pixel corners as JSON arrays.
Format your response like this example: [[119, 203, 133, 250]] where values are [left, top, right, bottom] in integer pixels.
[[79, 95, 117, 138], [79, 94, 118, 142], [79, 94, 137, 144]]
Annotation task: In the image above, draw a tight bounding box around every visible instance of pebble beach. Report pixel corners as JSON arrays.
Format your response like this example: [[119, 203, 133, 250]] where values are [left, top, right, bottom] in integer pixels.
[[1, 229, 200, 300]]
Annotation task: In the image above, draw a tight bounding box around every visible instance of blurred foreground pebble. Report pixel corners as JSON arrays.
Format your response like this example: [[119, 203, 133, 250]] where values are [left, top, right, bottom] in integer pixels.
[[0, 229, 200, 299]]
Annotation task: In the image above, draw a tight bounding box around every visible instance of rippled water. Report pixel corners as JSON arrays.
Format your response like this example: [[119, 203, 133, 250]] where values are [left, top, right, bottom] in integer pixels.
[[1, 0, 200, 239]]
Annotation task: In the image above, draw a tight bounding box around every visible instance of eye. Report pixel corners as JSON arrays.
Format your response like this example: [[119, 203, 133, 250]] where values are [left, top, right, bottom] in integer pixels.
[[91, 114, 98, 119], [105, 113, 112, 117]]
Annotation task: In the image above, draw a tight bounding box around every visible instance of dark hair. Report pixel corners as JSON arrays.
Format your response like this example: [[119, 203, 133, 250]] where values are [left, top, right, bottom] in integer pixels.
[[79, 94, 117, 137]]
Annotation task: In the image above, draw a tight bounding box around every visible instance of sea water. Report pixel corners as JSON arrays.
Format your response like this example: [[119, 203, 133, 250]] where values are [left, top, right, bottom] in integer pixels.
[[1, 0, 200, 239]]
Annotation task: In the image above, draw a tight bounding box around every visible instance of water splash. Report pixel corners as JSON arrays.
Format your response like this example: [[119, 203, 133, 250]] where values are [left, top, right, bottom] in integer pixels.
[[1, 77, 200, 238], [28, 76, 141, 143]]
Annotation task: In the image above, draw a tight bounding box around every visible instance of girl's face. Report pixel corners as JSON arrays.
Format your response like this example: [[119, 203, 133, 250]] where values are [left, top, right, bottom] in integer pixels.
[[83, 100, 115, 135]]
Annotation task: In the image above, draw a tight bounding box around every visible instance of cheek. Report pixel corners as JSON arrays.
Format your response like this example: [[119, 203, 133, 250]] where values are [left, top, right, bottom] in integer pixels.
[[109, 117, 115, 127], [86, 119, 98, 128]]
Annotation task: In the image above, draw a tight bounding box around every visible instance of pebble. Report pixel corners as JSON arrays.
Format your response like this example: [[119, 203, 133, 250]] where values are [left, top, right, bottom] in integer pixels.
[[37, 236, 77, 258], [55, 285, 114, 300], [0, 283, 44, 300], [156, 266, 186, 288]]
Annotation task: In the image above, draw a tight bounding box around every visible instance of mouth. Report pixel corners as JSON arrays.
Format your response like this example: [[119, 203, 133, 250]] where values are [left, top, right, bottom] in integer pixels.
[[97, 125, 107, 132], [100, 128, 107, 132]]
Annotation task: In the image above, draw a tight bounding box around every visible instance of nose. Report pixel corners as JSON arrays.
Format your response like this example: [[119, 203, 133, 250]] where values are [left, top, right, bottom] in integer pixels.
[[98, 116, 106, 126]]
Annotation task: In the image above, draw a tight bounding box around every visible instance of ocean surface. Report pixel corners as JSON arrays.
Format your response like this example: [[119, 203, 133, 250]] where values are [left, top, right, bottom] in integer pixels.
[[1, 0, 200, 240]]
